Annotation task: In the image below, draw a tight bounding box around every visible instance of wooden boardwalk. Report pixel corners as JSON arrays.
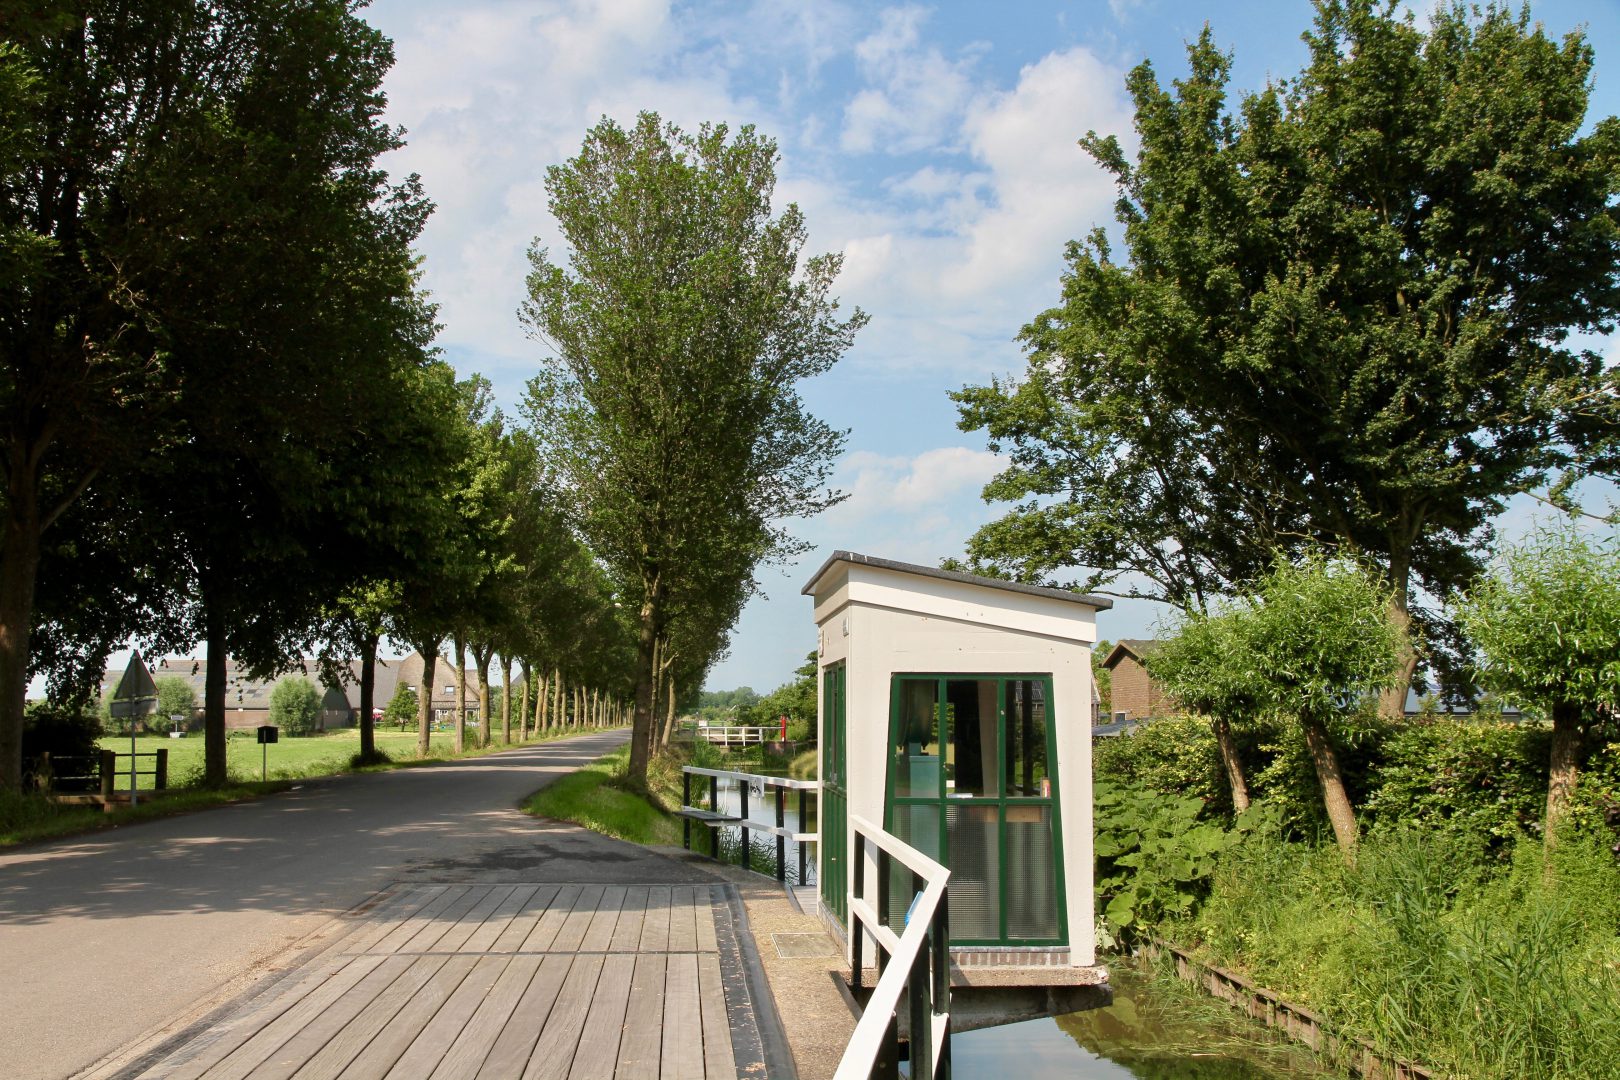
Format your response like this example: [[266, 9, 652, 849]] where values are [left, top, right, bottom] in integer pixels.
[[118, 884, 757, 1080]]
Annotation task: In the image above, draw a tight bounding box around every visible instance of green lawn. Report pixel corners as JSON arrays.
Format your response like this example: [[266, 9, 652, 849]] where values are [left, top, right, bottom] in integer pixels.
[[1, 726, 590, 848], [99, 728, 516, 785]]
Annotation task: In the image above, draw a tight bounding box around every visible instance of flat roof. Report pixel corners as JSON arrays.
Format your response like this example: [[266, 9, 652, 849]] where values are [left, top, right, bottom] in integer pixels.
[[801, 550, 1113, 610]]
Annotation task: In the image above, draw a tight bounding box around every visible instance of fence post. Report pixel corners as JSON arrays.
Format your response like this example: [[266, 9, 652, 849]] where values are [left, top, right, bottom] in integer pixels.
[[682, 771, 692, 850], [738, 779, 750, 869], [852, 832, 866, 995], [797, 788, 808, 885], [156, 748, 168, 790], [775, 786, 786, 881], [100, 749, 115, 801]]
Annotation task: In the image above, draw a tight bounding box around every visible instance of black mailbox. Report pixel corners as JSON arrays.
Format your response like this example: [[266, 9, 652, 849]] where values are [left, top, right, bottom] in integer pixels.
[[257, 725, 279, 745]]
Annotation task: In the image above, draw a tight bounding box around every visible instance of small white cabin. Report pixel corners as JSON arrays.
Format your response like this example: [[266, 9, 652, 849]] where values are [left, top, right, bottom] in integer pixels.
[[804, 551, 1110, 969]]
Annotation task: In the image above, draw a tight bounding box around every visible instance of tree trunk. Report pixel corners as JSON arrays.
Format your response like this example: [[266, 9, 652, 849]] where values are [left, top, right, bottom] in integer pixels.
[[1301, 715, 1358, 858], [500, 654, 512, 744], [203, 595, 229, 786], [1377, 555, 1417, 720], [628, 595, 660, 780], [473, 646, 492, 748], [1545, 701, 1583, 850], [541, 667, 554, 735], [0, 484, 41, 792], [415, 646, 437, 756], [551, 667, 561, 730], [661, 673, 678, 746], [1212, 715, 1250, 814], [358, 630, 379, 761], [453, 635, 467, 753], [519, 660, 532, 742]]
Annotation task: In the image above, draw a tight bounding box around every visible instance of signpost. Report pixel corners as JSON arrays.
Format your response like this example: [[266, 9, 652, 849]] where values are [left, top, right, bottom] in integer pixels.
[[109, 652, 158, 807], [257, 725, 278, 781]]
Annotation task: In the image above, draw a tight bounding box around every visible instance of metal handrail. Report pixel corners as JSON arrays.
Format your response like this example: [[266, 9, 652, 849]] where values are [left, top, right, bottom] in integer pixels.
[[682, 765, 819, 790], [679, 766, 820, 882], [836, 812, 951, 1080]]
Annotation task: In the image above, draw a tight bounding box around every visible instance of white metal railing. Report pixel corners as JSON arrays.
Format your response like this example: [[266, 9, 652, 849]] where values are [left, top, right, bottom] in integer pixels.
[[836, 813, 952, 1080], [679, 766, 819, 883]]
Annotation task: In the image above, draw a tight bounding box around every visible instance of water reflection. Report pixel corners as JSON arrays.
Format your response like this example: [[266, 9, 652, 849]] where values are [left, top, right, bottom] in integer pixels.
[[950, 965, 1335, 1079]]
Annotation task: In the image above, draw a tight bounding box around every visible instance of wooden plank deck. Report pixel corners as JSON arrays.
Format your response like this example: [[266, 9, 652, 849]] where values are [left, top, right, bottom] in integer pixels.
[[127, 884, 750, 1080]]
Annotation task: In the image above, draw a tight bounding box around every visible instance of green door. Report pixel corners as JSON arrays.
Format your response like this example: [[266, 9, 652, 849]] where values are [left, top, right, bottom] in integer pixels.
[[820, 663, 848, 924], [884, 674, 1065, 945]]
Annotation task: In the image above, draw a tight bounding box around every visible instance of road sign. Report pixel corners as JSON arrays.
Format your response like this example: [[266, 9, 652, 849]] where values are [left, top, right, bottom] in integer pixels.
[[110, 651, 159, 807]]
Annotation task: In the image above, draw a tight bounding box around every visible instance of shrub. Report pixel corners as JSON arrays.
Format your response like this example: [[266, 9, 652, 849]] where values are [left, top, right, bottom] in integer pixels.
[[1092, 716, 1228, 808], [1365, 718, 1550, 857], [268, 677, 321, 736], [383, 684, 418, 730], [1094, 777, 1254, 938], [154, 676, 198, 731], [21, 700, 103, 791]]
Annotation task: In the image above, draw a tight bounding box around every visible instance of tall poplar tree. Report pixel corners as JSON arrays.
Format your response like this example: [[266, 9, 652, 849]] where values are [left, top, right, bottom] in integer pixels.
[[956, 0, 1620, 713], [522, 112, 865, 784]]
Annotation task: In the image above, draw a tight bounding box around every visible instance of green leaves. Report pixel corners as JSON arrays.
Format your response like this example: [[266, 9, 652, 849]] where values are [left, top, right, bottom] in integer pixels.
[[519, 112, 863, 780], [1459, 528, 1620, 713], [1095, 780, 1240, 937], [954, 0, 1620, 711]]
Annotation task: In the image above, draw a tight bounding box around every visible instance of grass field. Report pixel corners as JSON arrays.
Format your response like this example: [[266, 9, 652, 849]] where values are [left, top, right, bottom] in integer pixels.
[[97, 729, 469, 784], [1, 725, 599, 848]]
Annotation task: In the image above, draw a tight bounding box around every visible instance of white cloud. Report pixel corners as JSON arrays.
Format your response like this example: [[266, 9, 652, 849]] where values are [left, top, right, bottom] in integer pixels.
[[830, 446, 1004, 520], [946, 47, 1132, 301], [839, 6, 982, 153]]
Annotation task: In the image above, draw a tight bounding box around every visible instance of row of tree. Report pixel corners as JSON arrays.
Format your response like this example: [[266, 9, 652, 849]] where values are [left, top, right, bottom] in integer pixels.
[[1153, 529, 1620, 859], [954, 0, 1620, 711], [2, 9, 857, 792]]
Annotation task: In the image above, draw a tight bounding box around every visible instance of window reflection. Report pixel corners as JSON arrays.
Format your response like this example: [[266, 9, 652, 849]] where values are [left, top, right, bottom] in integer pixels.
[[892, 679, 939, 797]]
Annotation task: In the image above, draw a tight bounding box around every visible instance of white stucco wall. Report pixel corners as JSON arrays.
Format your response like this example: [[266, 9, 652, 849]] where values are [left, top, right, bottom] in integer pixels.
[[810, 559, 1099, 966]]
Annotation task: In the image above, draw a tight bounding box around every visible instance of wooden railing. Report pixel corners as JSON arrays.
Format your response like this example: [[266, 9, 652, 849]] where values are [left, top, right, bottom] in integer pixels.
[[678, 766, 818, 883], [837, 812, 951, 1080], [691, 724, 775, 747]]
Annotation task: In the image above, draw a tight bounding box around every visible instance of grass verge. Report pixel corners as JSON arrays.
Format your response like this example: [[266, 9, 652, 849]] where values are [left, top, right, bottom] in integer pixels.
[[522, 746, 680, 846], [5, 726, 600, 849], [0, 782, 293, 847]]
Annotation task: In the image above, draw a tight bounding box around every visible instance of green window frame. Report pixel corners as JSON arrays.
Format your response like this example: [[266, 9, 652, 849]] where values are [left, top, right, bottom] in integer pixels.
[[883, 673, 1067, 947]]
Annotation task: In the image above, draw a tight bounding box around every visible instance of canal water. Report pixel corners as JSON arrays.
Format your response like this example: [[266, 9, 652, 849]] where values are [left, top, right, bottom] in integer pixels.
[[951, 964, 1335, 1079]]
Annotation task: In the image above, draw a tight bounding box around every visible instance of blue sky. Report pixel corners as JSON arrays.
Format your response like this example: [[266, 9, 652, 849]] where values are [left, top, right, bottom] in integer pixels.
[[360, 0, 1620, 695]]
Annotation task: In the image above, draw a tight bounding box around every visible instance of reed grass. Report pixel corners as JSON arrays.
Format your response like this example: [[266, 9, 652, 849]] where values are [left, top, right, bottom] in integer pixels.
[[1178, 826, 1620, 1079]]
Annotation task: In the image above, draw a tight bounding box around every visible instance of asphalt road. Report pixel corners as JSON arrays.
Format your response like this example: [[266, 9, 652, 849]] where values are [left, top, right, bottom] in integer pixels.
[[0, 729, 712, 1080]]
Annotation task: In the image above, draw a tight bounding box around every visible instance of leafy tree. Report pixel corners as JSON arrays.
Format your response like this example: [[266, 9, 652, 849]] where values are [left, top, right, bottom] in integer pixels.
[[954, 0, 1620, 717], [1148, 614, 1263, 813], [746, 651, 817, 740], [383, 683, 418, 731], [0, 1, 438, 789], [268, 677, 321, 737], [154, 676, 197, 731], [1246, 555, 1406, 858], [1457, 527, 1620, 847], [522, 112, 865, 785]]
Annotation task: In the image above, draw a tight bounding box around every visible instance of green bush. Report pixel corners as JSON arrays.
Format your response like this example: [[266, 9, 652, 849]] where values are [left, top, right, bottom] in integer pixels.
[[1365, 718, 1550, 857], [383, 684, 418, 730], [268, 676, 321, 736], [1094, 777, 1251, 938], [1093, 716, 1228, 808], [1247, 707, 1396, 841], [22, 700, 103, 790]]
